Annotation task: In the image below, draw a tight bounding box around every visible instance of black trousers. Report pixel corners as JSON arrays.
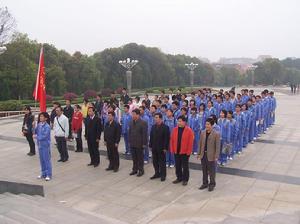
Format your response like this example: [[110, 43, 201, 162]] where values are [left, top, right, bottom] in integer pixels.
[[87, 139, 100, 165], [106, 143, 119, 170], [152, 149, 166, 178], [131, 147, 144, 172], [25, 133, 35, 154], [68, 120, 72, 139], [175, 154, 190, 182], [55, 136, 69, 161], [201, 153, 216, 187], [75, 129, 83, 152]]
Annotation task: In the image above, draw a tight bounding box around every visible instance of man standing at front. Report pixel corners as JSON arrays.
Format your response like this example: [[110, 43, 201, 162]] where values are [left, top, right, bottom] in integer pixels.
[[85, 107, 102, 167], [149, 113, 170, 181], [104, 111, 121, 172], [170, 115, 194, 186], [128, 109, 148, 177], [54, 106, 69, 162], [198, 118, 221, 192]]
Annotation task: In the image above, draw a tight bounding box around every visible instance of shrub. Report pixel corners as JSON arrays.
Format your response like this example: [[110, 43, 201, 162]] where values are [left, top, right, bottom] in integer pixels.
[[0, 100, 23, 111], [46, 95, 53, 102], [84, 90, 97, 99], [101, 88, 113, 97], [63, 92, 78, 101]]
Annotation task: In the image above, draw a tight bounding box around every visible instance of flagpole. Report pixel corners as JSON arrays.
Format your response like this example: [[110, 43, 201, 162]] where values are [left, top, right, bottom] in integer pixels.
[[34, 45, 43, 111]]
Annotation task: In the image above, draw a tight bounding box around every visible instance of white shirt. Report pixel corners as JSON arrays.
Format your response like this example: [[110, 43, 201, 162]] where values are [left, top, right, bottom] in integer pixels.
[[53, 114, 69, 138]]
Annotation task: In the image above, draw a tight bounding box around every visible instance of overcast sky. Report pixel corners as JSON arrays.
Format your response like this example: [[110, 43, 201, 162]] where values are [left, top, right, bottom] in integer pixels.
[[1, 0, 299, 62]]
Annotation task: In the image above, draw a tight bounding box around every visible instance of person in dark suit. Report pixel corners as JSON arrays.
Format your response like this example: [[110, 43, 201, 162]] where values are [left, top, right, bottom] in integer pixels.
[[104, 111, 121, 172], [149, 113, 170, 181], [63, 99, 74, 139], [128, 109, 148, 177], [85, 107, 102, 167], [198, 118, 221, 192], [22, 106, 36, 156]]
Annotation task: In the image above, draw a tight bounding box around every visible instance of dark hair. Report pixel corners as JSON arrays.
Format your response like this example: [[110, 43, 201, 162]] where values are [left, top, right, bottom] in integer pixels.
[[56, 106, 63, 111], [97, 94, 102, 98], [132, 108, 140, 115], [242, 104, 248, 110], [172, 101, 179, 106], [139, 105, 146, 111], [24, 105, 31, 111], [191, 107, 197, 112], [177, 115, 187, 122], [220, 109, 227, 118], [109, 104, 116, 111], [154, 112, 163, 119], [228, 110, 233, 115], [53, 101, 60, 106], [124, 104, 130, 110], [206, 117, 215, 126], [181, 107, 188, 113], [161, 104, 168, 109], [199, 103, 206, 110], [167, 109, 173, 114], [135, 96, 140, 101], [210, 114, 218, 124], [235, 104, 242, 108], [74, 104, 81, 110], [84, 98, 89, 103], [108, 111, 115, 117], [88, 106, 96, 112], [39, 112, 50, 125], [207, 100, 214, 106], [151, 105, 157, 110]]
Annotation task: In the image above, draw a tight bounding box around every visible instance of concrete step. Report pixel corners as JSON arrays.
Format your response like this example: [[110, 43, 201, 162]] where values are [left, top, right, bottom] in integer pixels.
[[0, 214, 22, 224], [1, 193, 112, 224]]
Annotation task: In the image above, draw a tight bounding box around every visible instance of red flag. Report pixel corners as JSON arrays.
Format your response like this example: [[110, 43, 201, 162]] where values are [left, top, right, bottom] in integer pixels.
[[33, 47, 46, 112]]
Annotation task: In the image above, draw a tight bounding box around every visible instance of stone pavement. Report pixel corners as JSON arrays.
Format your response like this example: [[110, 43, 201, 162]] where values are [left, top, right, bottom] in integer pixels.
[[1, 87, 300, 223]]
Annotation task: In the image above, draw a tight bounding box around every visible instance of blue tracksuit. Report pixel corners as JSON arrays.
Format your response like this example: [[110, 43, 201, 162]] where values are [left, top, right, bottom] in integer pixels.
[[248, 105, 256, 142], [223, 100, 232, 112], [206, 107, 216, 117], [230, 98, 237, 111], [198, 111, 208, 131], [227, 118, 238, 157], [255, 101, 263, 136], [121, 112, 132, 154], [270, 96, 277, 125], [188, 114, 201, 153], [141, 114, 150, 162], [241, 95, 250, 104], [218, 118, 229, 163], [233, 112, 245, 153], [164, 116, 175, 166], [214, 103, 224, 118], [242, 110, 251, 147], [35, 122, 52, 178], [173, 108, 181, 120]]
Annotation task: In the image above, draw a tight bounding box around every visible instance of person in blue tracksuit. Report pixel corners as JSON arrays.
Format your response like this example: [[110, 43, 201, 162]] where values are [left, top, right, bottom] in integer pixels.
[[172, 101, 181, 120], [160, 104, 168, 121], [210, 114, 221, 134], [164, 109, 175, 167], [229, 90, 237, 112], [261, 91, 269, 133], [34, 112, 52, 181], [218, 110, 229, 165], [198, 103, 207, 131], [247, 99, 256, 144], [255, 95, 264, 136], [139, 106, 150, 163], [214, 95, 224, 118], [206, 101, 216, 117], [233, 104, 244, 154], [241, 104, 250, 148], [241, 89, 250, 105], [226, 110, 238, 159], [223, 93, 232, 112], [188, 107, 201, 155], [121, 105, 132, 155], [269, 91, 276, 125]]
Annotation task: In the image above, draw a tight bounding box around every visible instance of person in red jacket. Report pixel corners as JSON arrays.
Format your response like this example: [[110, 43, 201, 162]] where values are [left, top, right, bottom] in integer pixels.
[[72, 104, 83, 152], [170, 115, 194, 186]]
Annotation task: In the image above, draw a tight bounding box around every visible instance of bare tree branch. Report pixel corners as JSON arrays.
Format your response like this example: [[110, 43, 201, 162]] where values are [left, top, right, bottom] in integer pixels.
[[0, 7, 17, 45]]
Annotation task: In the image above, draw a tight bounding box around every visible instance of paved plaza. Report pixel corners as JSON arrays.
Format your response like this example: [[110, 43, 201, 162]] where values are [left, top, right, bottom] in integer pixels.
[[1, 87, 300, 224]]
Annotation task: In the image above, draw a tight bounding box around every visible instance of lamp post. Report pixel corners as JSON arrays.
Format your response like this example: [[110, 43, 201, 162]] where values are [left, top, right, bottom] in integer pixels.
[[249, 65, 258, 86], [0, 46, 7, 55], [119, 58, 138, 96], [185, 62, 198, 90]]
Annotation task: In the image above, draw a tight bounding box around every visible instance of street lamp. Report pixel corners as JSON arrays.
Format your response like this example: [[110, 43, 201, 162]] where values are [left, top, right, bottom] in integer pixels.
[[0, 46, 7, 55], [248, 65, 258, 86], [119, 58, 138, 96], [185, 62, 198, 90]]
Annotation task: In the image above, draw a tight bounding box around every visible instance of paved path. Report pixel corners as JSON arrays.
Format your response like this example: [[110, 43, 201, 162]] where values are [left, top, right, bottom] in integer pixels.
[[1, 87, 300, 224]]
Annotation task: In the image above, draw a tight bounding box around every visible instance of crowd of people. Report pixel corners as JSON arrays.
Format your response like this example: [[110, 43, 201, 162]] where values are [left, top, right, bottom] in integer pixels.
[[22, 87, 277, 192]]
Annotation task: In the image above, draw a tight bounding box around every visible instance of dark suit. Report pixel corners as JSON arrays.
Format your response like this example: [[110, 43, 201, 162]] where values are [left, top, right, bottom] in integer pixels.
[[149, 123, 170, 178], [104, 120, 121, 170], [63, 105, 74, 138], [85, 115, 102, 165]]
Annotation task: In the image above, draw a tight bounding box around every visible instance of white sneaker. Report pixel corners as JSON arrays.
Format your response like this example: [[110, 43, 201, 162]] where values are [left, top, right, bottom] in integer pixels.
[[144, 161, 149, 164], [193, 152, 198, 155], [170, 164, 175, 168], [45, 177, 51, 181], [37, 175, 43, 179], [229, 157, 233, 160]]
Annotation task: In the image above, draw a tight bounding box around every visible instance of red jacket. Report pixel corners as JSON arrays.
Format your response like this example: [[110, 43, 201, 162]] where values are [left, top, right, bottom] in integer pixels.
[[72, 111, 83, 132], [170, 126, 194, 155]]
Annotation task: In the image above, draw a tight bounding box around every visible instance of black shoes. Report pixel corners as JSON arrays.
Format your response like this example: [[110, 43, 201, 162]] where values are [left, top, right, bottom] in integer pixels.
[[113, 169, 119, 173], [87, 163, 93, 166], [106, 167, 113, 171], [150, 175, 160, 180], [137, 170, 144, 177], [172, 179, 182, 184], [199, 185, 208, 190], [27, 152, 35, 156], [182, 181, 188, 186], [129, 171, 137, 176], [94, 164, 99, 167], [57, 159, 63, 162], [161, 177, 166, 182], [208, 185, 215, 192]]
